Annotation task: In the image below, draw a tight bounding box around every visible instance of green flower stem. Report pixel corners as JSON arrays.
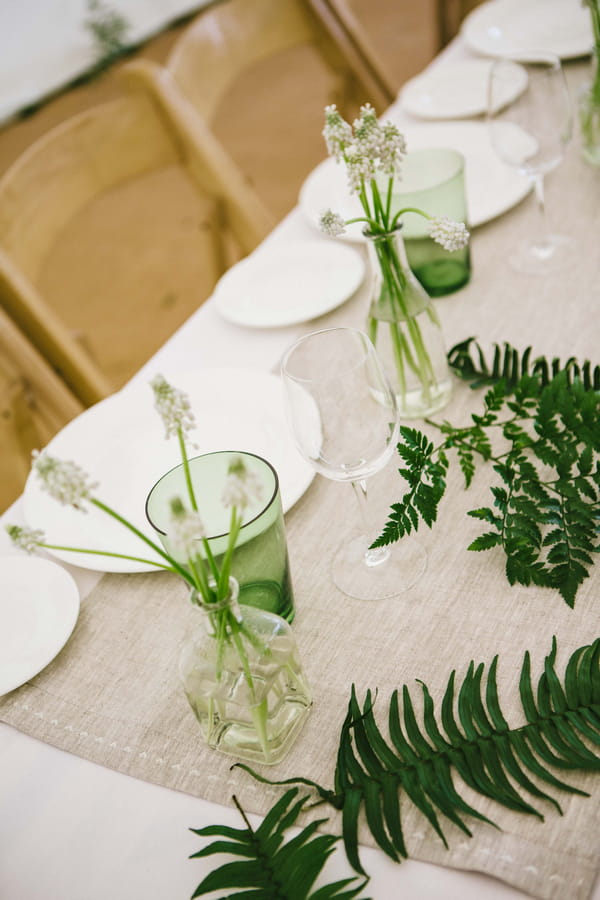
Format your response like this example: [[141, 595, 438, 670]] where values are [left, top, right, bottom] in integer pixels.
[[369, 177, 386, 224], [187, 552, 212, 599], [199, 583, 272, 758], [251, 699, 271, 763], [90, 497, 194, 585], [36, 542, 178, 571], [229, 617, 271, 761], [217, 507, 241, 598], [356, 175, 374, 221], [175, 425, 221, 587], [178, 427, 198, 511], [370, 232, 437, 405], [385, 176, 393, 223]]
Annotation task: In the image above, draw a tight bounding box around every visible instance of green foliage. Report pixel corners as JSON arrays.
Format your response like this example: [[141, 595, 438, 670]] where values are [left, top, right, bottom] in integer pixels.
[[85, 0, 130, 64], [448, 337, 600, 393], [242, 638, 600, 876], [377, 347, 600, 605], [189, 788, 369, 899], [373, 427, 448, 546], [467, 374, 600, 606]]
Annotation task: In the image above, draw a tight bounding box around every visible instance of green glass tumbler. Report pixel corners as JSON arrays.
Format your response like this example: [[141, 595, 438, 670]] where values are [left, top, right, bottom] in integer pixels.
[[145, 450, 295, 622], [392, 147, 471, 296]]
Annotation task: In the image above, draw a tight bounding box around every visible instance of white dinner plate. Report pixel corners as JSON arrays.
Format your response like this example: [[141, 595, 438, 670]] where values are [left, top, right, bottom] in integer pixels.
[[299, 121, 531, 241], [461, 0, 593, 60], [213, 241, 365, 328], [0, 556, 80, 695], [23, 368, 315, 573], [400, 59, 527, 120]]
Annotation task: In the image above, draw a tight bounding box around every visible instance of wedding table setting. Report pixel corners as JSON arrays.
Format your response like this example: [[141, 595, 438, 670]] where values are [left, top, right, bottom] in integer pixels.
[[1, 1, 600, 898]]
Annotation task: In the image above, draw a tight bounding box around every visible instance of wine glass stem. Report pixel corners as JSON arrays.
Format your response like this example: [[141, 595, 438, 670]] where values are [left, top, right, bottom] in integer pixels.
[[351, 479, 391, 569], [532, 173, 551, 252]]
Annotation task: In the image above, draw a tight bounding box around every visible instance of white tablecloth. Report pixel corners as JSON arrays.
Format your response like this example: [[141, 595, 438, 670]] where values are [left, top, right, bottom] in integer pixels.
[[0, 0, 210, 124]]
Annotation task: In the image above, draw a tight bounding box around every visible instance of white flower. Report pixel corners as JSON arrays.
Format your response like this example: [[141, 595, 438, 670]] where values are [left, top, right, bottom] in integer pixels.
[[151, 374, 195, 439], [352, 103, 381, 155], [221, 457, 263, 512], [168, 497, 206, 558], [319, 209, 347, 237], [5, 524, 45, 553], [344, 143, 376, 193], [33, 451, 96, 509], [322, 104, 353, 161], [378, 122, 406, 177], [428, 216, 470, 252]]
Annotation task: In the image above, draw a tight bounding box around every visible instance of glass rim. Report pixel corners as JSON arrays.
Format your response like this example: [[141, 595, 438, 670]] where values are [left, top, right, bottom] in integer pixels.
[[394, 146, 465, 193], [145, 449, 280, 540], [281, 326, 374, 384]]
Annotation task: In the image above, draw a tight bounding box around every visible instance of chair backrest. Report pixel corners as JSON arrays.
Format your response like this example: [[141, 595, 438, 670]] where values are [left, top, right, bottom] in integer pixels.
[[0, 305, 83, 512], [316, 0, 399, 101], [436, 0, 486, 48], [0, 75, 274, 404], [158, 0, 395, 218], [167, 0, 394, 122]]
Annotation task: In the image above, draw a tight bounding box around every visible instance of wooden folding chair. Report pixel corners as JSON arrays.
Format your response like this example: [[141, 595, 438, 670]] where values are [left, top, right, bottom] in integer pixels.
[[0, 306, 84, 512], [436, 0, 485, 48], [0, 71, 274, 405], [316, 0, 400, 101], [135, 0, 395, 221]]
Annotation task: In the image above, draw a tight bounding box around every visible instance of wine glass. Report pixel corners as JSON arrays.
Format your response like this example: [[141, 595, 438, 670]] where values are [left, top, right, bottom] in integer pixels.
[[281, 326, 426, 600], [487, 51, 574, 275]]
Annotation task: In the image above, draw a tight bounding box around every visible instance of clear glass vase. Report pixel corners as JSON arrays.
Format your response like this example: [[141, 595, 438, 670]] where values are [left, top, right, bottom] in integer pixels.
[[578, 55, 600, 166], [365, 227, 452, 418], [179, 577, 312, 765]]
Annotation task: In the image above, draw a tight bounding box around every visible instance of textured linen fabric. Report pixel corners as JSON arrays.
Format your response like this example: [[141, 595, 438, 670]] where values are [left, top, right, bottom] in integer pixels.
[[1, 60, 599, 900]]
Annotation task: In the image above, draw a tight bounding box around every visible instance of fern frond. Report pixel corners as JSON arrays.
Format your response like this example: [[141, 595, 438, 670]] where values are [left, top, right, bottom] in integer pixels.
[[371, 427, 449, 547], [448, 337, 600, 393], [190, 788, 369, 899], [243, 639, 600, 876]]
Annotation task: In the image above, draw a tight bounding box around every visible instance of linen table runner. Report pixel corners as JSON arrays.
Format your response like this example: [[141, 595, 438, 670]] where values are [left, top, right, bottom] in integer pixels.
[[2, 443, 599, 900]]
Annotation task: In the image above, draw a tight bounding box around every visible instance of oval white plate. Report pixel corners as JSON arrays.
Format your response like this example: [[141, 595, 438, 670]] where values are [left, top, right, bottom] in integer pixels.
[[213, 241, 365, 328], [0, 557, 80, 695], [400, 59, 527, 120], [23, 368, 314, 573], [461, 0, 592, 60], [299, 121, 531, 241]]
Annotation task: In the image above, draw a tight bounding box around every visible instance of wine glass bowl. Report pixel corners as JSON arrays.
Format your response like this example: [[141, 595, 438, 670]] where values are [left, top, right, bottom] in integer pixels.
[[281, 327, 398, 483], [281, 327, 426, 600], [487, 51, 574, 274]]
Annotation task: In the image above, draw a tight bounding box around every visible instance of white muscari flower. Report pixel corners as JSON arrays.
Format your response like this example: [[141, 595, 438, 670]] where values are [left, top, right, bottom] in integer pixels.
[[151, 374, 195, 439], [428, 215, 470, 252], [33, 451, 96, 509], [222, 457, 263, 512], [352, 103, 381, 155], [5, 524, 45, 553], [322, 104, 352, 161], [345, 143, 376, 193], [319, 209, 346, 237], [168, 497, 206, 557], [378, 122, 406, 177]]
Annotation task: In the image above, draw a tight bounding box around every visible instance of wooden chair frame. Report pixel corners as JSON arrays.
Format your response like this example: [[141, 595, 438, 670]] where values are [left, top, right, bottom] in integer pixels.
[[0, 69, 274, 406]]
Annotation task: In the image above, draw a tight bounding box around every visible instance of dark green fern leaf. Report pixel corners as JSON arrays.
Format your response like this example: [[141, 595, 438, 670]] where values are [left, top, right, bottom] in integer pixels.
[[371, 427, 449, 547], [466, 372, 600, 605], [240, 639, 600, 876], [448, 337, 600, 393], [190, 788, 369, 899]]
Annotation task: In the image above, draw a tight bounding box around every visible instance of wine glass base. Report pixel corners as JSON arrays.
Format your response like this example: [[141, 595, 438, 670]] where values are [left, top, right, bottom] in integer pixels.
[[508, 233, 576, 275], [331, 534, 427, 600]]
